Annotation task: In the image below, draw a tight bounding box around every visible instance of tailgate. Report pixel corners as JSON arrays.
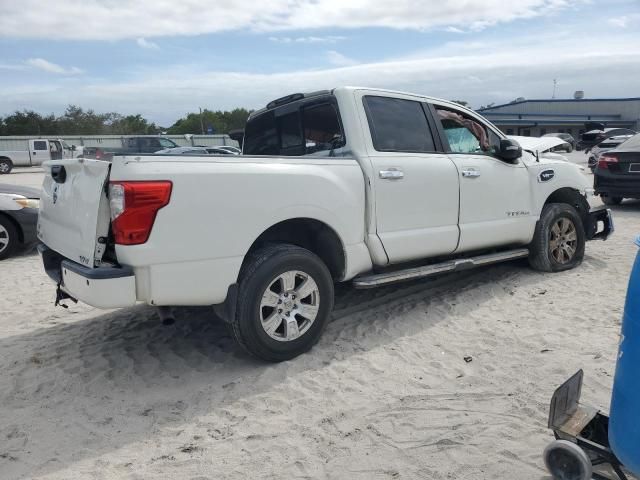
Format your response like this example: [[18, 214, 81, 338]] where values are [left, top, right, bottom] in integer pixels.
[[38, 159, 111, 268]]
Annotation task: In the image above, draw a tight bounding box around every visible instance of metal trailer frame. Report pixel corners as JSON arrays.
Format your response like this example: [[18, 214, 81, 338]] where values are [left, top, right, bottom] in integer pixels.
[[546, 370, 630, 480]]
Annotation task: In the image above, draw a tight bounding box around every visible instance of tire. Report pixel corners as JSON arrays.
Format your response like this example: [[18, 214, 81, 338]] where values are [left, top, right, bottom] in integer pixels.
[[602, 195, 623, 206], [230, 244, 334, 362], [529, 203, 585, 272], [0, 215, 19, 260], [543, 440, 592, 480], [0, 158, 13, 175]]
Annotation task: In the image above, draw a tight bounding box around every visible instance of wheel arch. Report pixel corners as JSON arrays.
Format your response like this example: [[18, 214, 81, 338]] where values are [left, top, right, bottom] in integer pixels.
[[242, 218, 346, 282], [543, 187, 590, 230]]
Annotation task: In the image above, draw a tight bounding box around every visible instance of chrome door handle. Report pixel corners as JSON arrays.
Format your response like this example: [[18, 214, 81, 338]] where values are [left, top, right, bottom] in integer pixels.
[[461, 168, 480, 178], [379, 168, 404, 180]]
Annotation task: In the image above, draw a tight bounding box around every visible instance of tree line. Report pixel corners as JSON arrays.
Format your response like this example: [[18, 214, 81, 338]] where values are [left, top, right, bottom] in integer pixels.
[[0, 105, 252, 136]]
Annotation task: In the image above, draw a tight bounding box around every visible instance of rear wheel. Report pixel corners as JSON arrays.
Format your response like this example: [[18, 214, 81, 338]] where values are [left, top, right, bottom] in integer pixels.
[[529, 203, 585, 272], [0, 158, 13, 175], [230, 244, 334, 362], [602, 195, 623, 206], [0, 216, 18, 260]]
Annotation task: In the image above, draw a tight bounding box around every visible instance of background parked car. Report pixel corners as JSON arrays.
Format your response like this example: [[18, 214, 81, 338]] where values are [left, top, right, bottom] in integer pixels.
[[594, 133, 640, 205], [588, 135, 634, 171], [579, 128, 636, 151], [542, 132, 576, 152], [0, 184, 40, 260]]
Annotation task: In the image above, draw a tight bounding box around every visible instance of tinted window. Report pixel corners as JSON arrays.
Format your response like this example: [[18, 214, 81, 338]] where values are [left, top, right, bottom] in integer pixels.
[[364, 96, 435, 152], [33, 140, 47, 150], [244, 111, 279, 155], [243, 99, 345, 157], [302, 103, 344, 155], [127, 138, 137, 148], [159, 138, 177, 148]]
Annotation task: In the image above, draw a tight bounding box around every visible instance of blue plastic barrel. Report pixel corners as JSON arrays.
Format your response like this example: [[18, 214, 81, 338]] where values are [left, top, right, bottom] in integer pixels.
[[609, 237, 640, 476]]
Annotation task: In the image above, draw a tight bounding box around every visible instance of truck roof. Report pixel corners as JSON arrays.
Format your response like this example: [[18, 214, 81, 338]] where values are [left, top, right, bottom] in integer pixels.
[[251, 86, 478, 120]]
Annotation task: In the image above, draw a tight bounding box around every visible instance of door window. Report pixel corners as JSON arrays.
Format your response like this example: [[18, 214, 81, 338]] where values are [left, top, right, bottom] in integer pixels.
[[158, 138, 177, 148], [33, 140, 47, 150], [435, 107, 501, 157], [364, 96, 435, 152]]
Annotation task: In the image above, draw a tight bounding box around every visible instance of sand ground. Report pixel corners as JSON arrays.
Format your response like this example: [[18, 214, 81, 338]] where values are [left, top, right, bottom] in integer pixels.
[[1, 158, 638, 479]]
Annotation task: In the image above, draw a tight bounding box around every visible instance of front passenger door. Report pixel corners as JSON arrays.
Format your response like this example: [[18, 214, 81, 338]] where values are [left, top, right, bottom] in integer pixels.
[[431, 104, 534, 252]]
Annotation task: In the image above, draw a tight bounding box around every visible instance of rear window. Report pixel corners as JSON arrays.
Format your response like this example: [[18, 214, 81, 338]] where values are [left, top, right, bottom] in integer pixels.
[[364, 96, 435, 152], [33, 140, 47, 150], [620, 133, 640, 150], [243, 99, 345, 157]]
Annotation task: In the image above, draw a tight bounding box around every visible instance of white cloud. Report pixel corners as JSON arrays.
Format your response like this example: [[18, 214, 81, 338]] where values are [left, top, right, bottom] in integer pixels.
[[3, 29, 639, 126], [270, 35, 347, 44], [608, 13, 640, 28], [0, 0, 584, 40], [25, 58, 83, 75], [136, 37, 159, 49], [325, 50, 357, 66]]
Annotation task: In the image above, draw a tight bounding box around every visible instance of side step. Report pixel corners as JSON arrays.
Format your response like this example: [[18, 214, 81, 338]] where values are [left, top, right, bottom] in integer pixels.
[[352, 248, 529, 288]]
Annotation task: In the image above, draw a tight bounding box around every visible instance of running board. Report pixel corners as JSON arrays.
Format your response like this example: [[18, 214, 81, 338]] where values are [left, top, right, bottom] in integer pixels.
[[352, 248, 530, 288]]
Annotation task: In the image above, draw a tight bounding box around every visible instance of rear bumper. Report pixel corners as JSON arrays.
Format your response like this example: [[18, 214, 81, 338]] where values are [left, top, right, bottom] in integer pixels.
[[585, 207, 614, 241], [38, 244, 137, 309], [594, 172, 640, 199]]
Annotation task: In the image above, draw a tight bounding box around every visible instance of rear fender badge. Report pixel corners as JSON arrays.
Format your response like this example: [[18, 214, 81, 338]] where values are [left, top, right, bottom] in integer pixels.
[[538, 169, 555, 182]]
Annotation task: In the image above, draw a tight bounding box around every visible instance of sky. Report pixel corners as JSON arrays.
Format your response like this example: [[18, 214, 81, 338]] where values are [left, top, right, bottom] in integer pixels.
[[1, 0, 639, 126]]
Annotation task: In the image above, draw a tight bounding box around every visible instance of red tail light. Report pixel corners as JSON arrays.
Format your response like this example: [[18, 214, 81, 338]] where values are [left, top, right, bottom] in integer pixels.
[[108, 181, 172, 245], [597, 154, 618, 170]]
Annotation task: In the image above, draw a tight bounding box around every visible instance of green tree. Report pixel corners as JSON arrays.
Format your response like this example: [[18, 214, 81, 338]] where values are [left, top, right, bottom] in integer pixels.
[[167, 108, 251, 134]]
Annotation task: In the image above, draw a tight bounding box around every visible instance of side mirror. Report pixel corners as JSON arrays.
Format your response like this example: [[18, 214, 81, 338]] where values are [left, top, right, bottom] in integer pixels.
[[498, 138, 522, 162]]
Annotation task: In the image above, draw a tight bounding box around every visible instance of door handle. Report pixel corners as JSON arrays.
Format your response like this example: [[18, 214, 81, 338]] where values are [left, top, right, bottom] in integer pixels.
[[379, 168, 404, 180], [461, 168, 481, 178]]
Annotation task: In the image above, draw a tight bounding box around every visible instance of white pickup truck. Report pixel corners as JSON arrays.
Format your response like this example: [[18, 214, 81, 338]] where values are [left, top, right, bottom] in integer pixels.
[[37, 87, 613, 361], [0, 138, 76, 174]]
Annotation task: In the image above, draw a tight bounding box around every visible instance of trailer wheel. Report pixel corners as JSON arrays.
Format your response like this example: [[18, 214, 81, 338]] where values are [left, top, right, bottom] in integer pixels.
[[543, 440, 592, 480], [0, 158, 13, 174]]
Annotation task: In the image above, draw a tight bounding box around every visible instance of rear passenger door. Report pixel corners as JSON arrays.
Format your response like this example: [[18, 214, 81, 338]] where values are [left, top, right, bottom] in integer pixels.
[[361, 93, 460, 264]]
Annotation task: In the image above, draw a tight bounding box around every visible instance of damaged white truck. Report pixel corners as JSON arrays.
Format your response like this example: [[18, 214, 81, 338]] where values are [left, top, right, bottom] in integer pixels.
[[37, 87, 613, 361]]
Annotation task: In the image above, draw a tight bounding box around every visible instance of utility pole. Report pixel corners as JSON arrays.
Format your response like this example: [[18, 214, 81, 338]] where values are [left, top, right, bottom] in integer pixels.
[[199, 107, 205, 135], [552, 79, 558, 99]]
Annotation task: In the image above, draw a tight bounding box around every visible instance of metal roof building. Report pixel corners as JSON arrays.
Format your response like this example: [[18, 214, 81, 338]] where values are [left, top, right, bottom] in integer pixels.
[[477, 97, 640, 138]]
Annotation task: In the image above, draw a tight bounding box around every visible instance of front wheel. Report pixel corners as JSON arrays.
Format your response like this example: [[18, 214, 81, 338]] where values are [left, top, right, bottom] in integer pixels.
[[602, 195, 623, 206], [230, 244, 334, 362], [529, 203, 585, 272]]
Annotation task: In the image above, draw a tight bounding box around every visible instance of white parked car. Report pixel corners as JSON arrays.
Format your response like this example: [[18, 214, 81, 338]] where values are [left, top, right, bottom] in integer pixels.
[[0, 138, 76, 174], [37, 87, 613, 361]]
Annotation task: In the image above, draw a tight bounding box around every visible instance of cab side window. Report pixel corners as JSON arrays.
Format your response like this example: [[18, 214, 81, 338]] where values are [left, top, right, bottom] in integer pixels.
[[364, 96, 436, 153], [435, 107, 501, 158], [33, 141, 47, 150]]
